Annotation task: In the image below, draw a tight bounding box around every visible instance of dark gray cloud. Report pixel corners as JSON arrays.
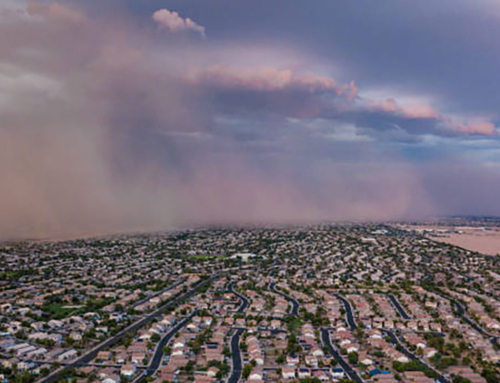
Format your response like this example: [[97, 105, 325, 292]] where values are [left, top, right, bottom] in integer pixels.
[[124, 0, 500, 116], [0, 1, 499, 239]]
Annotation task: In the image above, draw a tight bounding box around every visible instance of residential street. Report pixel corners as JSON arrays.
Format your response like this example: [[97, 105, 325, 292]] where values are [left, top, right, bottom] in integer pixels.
[[269, 282, 299, 316], [140, 312, 197, 381], [335, 294, 357, 330], [383, 330, 451, 383], [320, 329, 364, 383], [37, 277, 216, 383], [227, 328, 244, 383], [387, 294, 411, 319], [229, 282, 249, 313]]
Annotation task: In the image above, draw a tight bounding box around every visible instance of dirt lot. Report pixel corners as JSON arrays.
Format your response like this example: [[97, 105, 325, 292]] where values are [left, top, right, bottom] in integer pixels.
[[433, 232, 500, 256], [399, 224, 500, 255]]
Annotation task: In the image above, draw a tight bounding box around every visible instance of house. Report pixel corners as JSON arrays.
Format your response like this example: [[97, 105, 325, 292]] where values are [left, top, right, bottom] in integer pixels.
[[16, 345, 36, 356], [48, 320, 64, 329], [120, 365, 136, 378], [359, 353, 374, 366], [448, 367, 487, 383], [131, 352, 146, 364], [80, 366, 97, 375], [2, 359, 17, 369], [282, 367, 296, 380], [30, 322, 45, 331], [69, 332, 82, 341], [17, 361, 36, 371], [423, 348, 437, 358], [25, 348, 47, 359], [58, 349, 77, 361], [346, 344, 359, 353], [207, 367, 219, 377], [286, 354, 300, 365], [115, 352, 128, 364], [172, 347, 188, 357], [330, 368, 345, 379], [425, 301, 438, 309], [297, 368, 311, 379], [312, 370, 329, 381], [194, 378, 215, 383], [305, 355, 318, 368], [270, 320, 281, 329], [202, 317, 213, 327], [402, 371, 434, 383], [393, 352, 409, 363], [97, 351, 112, 361], [0, 304, 12, 312], [173, 340, 185, 349], [249, 368, 263, 381], [311, 346, 324, 357], [251, 355, 264, 366]]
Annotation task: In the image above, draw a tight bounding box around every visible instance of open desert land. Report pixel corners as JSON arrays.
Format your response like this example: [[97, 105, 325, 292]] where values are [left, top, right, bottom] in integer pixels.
[[433, 231, 500, 256], [402, 225, 500, 255]]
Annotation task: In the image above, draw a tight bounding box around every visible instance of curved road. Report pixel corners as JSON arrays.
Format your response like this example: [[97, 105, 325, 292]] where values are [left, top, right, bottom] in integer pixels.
[[453, 301, 500, 347], [269, 282, 299, 316], [229, 282, 249, 313], [434, 291, 500, 348], [227, 328, 245, 383], [37, 276, 216, 383], [131, 278, 187, 309], [387, 294, 411, 319], [381, 272, 397, 283], [139, 311, 198, 381], [384, 330, 451, 383], [335, 294, 357, 330], [320, 328, 363, 383], [227, 281, 249, 383]]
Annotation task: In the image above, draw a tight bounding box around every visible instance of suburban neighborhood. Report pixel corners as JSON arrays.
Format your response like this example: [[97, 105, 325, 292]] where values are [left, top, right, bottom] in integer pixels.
[[1, 224, 500, 383]]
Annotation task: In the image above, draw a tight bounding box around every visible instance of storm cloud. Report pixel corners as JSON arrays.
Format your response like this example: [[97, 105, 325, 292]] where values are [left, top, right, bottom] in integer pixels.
[[0, 1, 499, 239]]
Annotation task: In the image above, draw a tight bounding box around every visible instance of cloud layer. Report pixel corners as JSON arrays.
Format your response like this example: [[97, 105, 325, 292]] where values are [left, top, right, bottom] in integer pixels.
[[0, 1, 499, 239], [152, 8, 205, 37]]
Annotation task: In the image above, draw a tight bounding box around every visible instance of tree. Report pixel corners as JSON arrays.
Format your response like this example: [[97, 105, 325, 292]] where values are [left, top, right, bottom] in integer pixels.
[[151, 333, 161, 342], [276, 354, 285, 364], [481, 367, 498, 383], [286, 333, 299, 354], [242, 364, 253, 379], [347, 352, 358, 365]]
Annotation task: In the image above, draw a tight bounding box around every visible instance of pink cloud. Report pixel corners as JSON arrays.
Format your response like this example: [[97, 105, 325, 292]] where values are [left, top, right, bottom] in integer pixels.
[[369, 98, 399, 113], [368, 98, 498, 135], [152, 9, 205, 38], [399, 103, 440, 119], [27, 1, 86, 25], [452, 121, 497, 135], [339, 80, 359, 100], [91, 44, 143, 71], [369, 98, 439, 119], [185, 64, 356, 96], [0, 0, 498, 241]]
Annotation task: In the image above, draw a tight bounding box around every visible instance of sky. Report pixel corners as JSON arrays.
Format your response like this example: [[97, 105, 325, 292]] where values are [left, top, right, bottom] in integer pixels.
[[1, 0, 500, 239]]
